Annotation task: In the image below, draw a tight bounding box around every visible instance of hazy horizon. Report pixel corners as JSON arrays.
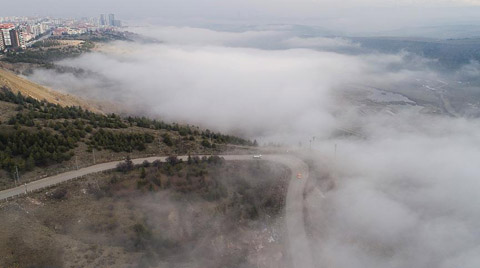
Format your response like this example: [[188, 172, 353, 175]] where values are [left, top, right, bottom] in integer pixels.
[[3, 0, 480, 36]]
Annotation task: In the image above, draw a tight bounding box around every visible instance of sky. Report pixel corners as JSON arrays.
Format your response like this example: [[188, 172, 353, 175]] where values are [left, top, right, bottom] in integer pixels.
[[3, 0, 480, 34]]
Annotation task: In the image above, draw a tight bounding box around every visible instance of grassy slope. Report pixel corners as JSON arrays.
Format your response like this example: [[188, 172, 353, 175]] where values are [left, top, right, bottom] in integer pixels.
[[0, 68, 101, 113]]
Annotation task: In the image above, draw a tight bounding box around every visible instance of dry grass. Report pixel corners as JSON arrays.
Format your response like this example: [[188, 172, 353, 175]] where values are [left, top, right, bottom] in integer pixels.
[[0, 100, 18, 122], [0, 68, 102, 113], [57, 40, 85, 47]]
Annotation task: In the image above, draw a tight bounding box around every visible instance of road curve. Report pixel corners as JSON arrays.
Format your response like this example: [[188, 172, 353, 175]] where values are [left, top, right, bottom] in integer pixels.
[[0, 154, 314, 268]]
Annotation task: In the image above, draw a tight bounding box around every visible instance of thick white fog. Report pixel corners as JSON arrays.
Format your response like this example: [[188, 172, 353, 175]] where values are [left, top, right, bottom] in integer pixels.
[[28, 26, 435, 140], [310, 112, 480, 267], [27, 26, 480, 267]]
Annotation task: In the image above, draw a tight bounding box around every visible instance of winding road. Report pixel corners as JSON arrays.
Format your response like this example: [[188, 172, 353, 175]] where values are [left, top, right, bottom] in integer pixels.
[[0, 154, 315, 268]]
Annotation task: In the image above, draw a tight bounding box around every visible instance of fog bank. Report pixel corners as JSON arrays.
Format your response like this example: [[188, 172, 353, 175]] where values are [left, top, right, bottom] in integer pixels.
[[28, 26, 438, 141], [27, 26, 480, 267]]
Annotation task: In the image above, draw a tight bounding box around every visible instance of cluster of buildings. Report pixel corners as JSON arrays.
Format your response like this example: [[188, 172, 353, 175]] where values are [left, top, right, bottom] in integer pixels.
[[0, 17, 57, 51], [0, 18, 58, 51], [0, 14, 122, 53], [0, 21, 51, 51]]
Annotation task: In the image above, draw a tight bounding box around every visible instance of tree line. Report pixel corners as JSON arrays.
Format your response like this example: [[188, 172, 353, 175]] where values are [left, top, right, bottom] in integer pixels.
[[0, 88, 257, 175]]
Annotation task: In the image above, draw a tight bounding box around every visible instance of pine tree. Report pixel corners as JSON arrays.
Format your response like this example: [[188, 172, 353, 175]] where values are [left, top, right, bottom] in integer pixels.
[[25, 155, 35, 171]]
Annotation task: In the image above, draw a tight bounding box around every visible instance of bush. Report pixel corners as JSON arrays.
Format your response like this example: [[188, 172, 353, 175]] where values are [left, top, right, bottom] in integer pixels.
[[51, 187, 67, 199], [116, 156, 134, 173], [132, 223, 152, 250], [162, 134, 173, 147], [201, 139, 211, 148], [166, 156, 181, 166], [207, 155, 224, 165]]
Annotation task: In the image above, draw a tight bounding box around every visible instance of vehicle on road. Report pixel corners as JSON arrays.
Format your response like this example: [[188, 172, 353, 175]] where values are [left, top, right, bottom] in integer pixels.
[[253, 154, 262, 159], [297, 173, 303, 179]]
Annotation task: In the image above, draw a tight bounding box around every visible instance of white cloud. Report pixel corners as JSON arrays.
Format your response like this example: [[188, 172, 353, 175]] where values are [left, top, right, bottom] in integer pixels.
[[308, 112, 480, 268], [283, 37, 359, 49], [130, 26, 283, 46]]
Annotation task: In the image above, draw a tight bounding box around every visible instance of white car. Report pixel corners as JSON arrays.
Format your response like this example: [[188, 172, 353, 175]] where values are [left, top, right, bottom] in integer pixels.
[[253, 154, 262, 159]]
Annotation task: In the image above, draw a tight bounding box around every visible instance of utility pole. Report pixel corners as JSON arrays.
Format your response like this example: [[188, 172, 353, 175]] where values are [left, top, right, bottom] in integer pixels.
[[15, 166, 20, 184], [334, 143, 338, 170]]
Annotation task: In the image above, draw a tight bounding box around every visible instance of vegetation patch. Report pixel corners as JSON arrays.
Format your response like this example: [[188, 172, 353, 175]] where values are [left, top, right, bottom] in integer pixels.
[[0, 129, 76, 172], [0, 159, 289, 268], [0, 87, 255, 188], [88, 129, 154, 152]]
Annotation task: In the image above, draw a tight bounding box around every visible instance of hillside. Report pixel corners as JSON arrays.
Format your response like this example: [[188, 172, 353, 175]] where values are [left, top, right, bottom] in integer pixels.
[[0, 87, 256, 190], [0, 67, 102, 113], [0, 159, 289, 268]]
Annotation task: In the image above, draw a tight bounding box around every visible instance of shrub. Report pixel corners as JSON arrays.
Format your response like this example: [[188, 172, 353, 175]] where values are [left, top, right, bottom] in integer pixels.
[[51, 187, 67, 199], [166, 156, 181, 166], [116, 156, 134, 173]]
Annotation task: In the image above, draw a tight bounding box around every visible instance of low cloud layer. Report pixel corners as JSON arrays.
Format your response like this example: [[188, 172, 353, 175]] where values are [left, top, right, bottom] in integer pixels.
[[27, 26, 480, 267], [310, 113, 480, 267], [28, 26, 436, 140], [283, 36, 360, 49]]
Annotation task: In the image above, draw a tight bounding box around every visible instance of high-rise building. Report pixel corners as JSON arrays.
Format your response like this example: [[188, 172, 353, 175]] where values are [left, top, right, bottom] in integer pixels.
[[17, 30, 26, 48], [0, 24, 15, 46], [0, 33, 5, 51], [40, 22, 48, 34], [108, 14, 115, 26], [99, 14, 107, 26], [9, 29, 20, 48]]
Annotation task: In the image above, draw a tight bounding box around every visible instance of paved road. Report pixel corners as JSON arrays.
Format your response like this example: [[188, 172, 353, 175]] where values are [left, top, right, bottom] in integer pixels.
[[25, 30, 53, 47], [264, 154, 315, 268], [0, 154, 315, 268]]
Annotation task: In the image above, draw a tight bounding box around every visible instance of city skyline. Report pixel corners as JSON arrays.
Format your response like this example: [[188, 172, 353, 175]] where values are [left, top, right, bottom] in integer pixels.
[[2, 1, 480, 34], [0, 14, 121, 52]]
